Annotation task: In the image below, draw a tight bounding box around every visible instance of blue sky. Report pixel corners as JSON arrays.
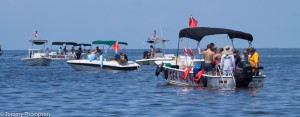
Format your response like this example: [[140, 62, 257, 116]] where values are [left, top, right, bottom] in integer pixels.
[[0, 0, 299, 50]]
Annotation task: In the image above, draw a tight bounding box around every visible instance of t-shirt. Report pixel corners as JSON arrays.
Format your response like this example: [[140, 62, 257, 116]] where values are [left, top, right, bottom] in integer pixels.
[[220, 54, 235, 71], [241, 55, 250, 62], [250, 52, 259, 67]]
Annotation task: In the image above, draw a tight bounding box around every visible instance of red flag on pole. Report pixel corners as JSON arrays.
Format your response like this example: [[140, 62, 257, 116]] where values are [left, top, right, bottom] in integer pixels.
[[189, 47, 194, 56], [184, 48, 188, 56], [189, 15, 198, 28], [154, 30, 156, 38], [112, 41, 120, 54], [34, 31, 38, 38]]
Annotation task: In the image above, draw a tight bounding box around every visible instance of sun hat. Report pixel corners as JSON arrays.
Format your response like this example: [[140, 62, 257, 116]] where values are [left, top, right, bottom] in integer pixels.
[[222, 45, 233, 55]]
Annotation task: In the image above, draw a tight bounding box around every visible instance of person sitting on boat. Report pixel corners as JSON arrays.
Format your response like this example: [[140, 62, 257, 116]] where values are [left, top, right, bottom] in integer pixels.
[[241, 48, 250, 62], [198, 44, 215, 75], [63, 46, 67, 55], [220, 45, 235, 76], [249, 47, 260, 76], [95, 46, 102, 55], [143, 51, 150, 59], [58, 47, 62, 55], [233, 49, 241, 66], [150, 45, 154, 59], [118, 52, 127, 65]]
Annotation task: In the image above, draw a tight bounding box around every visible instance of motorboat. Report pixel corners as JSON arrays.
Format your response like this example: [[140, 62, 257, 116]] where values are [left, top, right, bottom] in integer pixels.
[[155, 27, 266, 88], [74, 43, 92, 54], [21, 40, 51, 66], [48, 42, 77, 60], [67, 40, 141, 71], [136, 35, 175, 65]]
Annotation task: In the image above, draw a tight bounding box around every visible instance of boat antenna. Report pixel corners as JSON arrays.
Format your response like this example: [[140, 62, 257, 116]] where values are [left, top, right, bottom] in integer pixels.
[[159, 25, 164, 38]]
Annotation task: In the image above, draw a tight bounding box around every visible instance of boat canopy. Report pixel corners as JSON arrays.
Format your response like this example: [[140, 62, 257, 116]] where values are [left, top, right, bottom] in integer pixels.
[[75, 43, 92, 46], [52, 42, 77, 46], [145, 39, 169, 43], [92, 40, 128, 45], [29, 40, 48, 45], [179, 27, 253, 42]]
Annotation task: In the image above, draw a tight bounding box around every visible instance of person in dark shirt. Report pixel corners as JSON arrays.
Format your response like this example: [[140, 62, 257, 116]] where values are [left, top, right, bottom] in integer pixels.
[[233, 49, 241, 66]]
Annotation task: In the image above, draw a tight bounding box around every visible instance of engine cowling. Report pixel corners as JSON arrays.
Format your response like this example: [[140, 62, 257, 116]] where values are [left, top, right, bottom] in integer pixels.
[[234, 61, 253, 87]]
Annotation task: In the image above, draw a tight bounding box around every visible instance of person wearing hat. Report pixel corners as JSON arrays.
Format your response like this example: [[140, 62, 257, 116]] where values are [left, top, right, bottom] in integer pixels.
[[220, 45, 235, 76], [249, 47, 259, 75], [198, 44, 215, 75]]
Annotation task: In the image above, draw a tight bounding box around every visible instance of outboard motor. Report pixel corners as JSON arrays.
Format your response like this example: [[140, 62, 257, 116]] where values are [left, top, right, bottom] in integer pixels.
[[155, 63, 164, 77], [234, 61, 253, 87]]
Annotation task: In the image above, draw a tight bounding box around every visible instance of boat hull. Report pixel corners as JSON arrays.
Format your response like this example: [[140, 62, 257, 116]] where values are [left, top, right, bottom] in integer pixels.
[[160, 66, 265, 88], [48, 55, 76, 60], [21, 58, 51, 66], [136, 58, 174, 65], [67, 60, 140, 71]]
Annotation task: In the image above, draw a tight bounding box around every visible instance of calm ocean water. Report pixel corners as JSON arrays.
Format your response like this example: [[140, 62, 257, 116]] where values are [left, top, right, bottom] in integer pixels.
[[0, 48, 300, 117]]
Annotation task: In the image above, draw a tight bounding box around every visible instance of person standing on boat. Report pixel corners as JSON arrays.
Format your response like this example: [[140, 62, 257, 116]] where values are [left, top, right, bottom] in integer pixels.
[[45, 48, 49, 57], [241, 48, 250, 62], [63, 46, 67, 55], [58, 47, 62, 55], [220, 45, 235, 76], [215, 48, 224, 63], [198, 44, 215, 75], [233, 49, 241, 66], [249, 47, 259, 75], [150, 45, 154, 59], [71, 47, 75, 55], [95, 46, 102, 55], [75, 47, 82, 59]]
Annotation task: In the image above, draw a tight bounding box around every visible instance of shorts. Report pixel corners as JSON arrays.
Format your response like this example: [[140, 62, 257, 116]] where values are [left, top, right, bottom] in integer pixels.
[[204, 63, 213, 74]]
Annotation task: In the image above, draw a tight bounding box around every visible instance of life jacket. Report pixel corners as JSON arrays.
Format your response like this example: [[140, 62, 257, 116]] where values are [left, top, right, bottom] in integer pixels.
[[182, 68, 192, 80], [195, 69, 204, 81]]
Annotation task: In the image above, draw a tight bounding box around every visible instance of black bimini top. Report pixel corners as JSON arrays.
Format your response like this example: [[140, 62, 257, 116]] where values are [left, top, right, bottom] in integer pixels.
[[179, 27, 253, 42], [75, 43, 92, 46], [145, 39, 169, 43], [52, 42, 77, 46], [29, 40, 48, 45]]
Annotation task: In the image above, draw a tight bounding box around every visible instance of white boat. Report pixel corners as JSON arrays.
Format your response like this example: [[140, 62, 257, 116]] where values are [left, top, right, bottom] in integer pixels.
[[136, 39, 175, 65], [48, 42, 77, 60], [21, 40, 51, 66], [67, 40, 141, 71], [155, 27, 266, 88]]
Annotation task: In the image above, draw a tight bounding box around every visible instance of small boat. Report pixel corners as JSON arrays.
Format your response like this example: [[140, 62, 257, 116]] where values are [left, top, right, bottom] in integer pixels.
[[21, 40, 51, 66], [48, 42, 77, 60], [67, 40, 141, 71], [136, 35, 175, 65], [156, 27, 266, 88]]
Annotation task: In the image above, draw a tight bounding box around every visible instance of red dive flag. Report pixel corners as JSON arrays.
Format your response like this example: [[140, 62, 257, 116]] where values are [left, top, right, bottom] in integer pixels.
[[189, 47, 194, 56], [189, 15, 198, 28], [34, 31, 38, 38], [184, 48, 188, 56], [112, 41, 120, 54]]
